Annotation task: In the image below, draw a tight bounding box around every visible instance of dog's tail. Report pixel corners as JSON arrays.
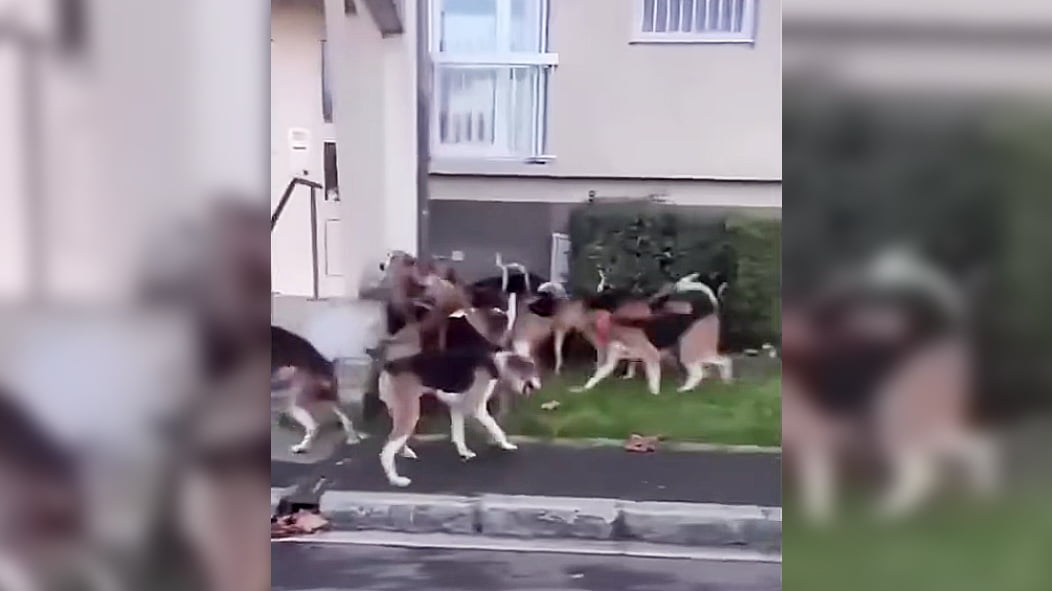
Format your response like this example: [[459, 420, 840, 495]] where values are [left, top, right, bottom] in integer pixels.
[[537, 282, 568, 299]]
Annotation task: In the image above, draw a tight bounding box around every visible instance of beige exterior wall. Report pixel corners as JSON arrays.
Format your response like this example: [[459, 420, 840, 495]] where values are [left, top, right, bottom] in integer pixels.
[[271, 0, 417, 298], [431, 0, 782, 181], [271, 0, 330, 297], [324, 0, 418, 297]]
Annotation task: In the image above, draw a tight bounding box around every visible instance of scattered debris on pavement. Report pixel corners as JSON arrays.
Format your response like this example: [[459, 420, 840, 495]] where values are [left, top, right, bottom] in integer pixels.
[[540, 400, 561, 411], [271, 510, 330, 539], [623, 433, 662, 453]]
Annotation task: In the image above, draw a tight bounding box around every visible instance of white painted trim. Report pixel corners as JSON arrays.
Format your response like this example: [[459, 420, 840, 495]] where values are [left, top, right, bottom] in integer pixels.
[[433, 52, 560, 66], [431, 155, 558, 168], [273, 530, 783, 563], [429, 176, 783, 209], [629, 37, 755, 45]]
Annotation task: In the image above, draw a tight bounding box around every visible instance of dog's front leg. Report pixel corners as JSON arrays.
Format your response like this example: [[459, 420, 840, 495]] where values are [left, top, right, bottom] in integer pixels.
[[876, 445, 938, 520], [288, 405, 319, 454], [473, 378, 515, 450], [797, 444, 837, 524], [449, 408, 476, 460], [553, 329, 567, 374], [474, 407, 516, 451], [571, 346, 621, 392]]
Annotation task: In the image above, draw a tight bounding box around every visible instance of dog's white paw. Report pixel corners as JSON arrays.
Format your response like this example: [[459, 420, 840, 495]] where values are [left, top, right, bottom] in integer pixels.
[[400, 447, 418, 459], [458, 449, 477, 461], [499, 441, 518, 451], [290, 443, 309, 454], [569, 385, 588, 393], [389, 476, 412, 488]]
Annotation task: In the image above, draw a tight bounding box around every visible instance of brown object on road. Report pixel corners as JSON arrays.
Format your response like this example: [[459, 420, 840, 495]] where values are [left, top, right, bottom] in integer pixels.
[[271, 510, 330, 539], [624, 433, 661, 453]]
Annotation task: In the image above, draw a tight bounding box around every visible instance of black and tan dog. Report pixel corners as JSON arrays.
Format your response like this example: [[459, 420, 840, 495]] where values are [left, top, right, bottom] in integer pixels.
[[376, 310, 540, 487], [565, 273, 732, 395]]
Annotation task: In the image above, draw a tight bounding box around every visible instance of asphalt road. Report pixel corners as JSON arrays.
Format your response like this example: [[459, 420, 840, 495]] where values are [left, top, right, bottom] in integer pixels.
[[271, 541, 781, 591], [272, 432, 781, 506]]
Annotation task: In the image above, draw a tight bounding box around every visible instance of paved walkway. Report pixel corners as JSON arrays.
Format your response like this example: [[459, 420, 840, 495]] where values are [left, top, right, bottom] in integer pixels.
[[272, 427, 781, 506]]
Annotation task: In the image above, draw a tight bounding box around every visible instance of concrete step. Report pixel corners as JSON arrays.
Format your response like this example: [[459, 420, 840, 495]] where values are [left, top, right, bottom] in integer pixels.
[[273, 489, 780, 553]]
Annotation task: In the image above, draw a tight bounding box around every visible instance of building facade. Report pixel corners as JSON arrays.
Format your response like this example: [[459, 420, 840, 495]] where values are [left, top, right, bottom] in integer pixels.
[[270, 0, 782, 297]]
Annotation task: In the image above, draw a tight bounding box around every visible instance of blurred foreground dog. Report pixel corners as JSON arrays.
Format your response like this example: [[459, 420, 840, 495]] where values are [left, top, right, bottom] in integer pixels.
[[782, 249, 999, 522]]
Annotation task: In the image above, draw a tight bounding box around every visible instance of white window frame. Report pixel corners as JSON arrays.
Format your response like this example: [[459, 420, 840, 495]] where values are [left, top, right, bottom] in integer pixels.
[[631, 0, 758, 44], [429, 0, 558, 161]]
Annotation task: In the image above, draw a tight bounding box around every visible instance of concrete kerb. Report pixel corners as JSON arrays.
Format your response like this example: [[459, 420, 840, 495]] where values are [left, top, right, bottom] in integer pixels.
[[408, 433, 781, 454], [303, 489, 781, 551]]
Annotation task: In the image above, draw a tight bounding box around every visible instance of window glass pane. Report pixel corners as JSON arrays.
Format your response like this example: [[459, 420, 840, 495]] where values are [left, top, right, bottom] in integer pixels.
[[681, 0, 695, 32], [323, 142, 339, 199], [440, 0, 498, 53], [668, 0, 682, 32], [721, 0, 733, 31], [321, 41, 332, 123], [655, 0, 668, 32], [695, 0, 708, 31], [510, 0, 544, 52], [438, 67, 498, 147], [505, 67, 539, 155], [436, 65, 541, 157], [642, 0, 656, 32]]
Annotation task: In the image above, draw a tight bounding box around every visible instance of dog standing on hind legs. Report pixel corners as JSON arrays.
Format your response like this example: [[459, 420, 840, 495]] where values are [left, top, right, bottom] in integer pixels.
[[377, 349, 541, 487]]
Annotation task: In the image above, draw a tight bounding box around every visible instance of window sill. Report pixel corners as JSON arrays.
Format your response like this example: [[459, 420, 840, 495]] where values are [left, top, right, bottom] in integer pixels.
[[430, 155, 557, 176], [629, 37, 756, 45]]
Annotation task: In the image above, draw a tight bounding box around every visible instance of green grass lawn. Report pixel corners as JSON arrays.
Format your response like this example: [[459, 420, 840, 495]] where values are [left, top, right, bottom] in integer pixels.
[[783, 490, 1052, 591], [500, 365, 782, 447]]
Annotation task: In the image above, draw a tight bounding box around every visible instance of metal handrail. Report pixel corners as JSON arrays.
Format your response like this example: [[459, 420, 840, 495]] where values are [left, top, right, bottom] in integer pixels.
[[271, 177, 323, 229], [271, 177, 325, 299]]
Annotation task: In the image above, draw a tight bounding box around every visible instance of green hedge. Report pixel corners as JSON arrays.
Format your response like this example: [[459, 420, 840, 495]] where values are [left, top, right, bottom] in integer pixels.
[[567, 201, 779, 351]]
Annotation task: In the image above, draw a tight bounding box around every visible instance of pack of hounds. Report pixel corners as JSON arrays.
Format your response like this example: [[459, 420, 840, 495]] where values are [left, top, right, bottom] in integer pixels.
[[272, 252, 733, 487]]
